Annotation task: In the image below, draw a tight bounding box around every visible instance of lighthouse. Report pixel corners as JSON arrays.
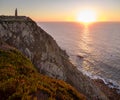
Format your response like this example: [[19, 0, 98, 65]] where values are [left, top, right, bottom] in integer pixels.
[[15, 8, 18, 17]]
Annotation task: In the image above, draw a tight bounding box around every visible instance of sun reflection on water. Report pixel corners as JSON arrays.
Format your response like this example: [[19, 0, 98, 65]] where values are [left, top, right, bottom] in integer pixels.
[[77, 24, 94, 74], [78, 24, 93, 54]]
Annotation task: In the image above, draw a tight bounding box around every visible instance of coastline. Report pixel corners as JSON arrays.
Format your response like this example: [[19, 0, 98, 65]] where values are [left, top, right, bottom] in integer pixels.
[[71, 55, 120, 99], [77, 64, 120, 99], [75, 54, 120, 98], [93, 79, 120, 100]]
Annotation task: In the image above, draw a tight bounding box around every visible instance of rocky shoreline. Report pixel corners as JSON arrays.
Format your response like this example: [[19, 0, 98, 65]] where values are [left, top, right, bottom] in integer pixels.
[[93, 79, 120, 100], [76, 54, 120, 99]]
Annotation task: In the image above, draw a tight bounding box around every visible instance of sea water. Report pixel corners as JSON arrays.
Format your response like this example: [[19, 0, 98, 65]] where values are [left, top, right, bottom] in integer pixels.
[[38, 22, 120, 92]]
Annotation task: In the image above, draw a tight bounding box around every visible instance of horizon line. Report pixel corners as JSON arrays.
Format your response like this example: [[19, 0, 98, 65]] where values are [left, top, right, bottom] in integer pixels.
[[37, 21, 120, 23]]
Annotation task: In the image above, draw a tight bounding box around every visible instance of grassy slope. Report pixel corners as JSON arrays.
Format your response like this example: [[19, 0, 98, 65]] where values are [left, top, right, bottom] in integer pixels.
[[0, 47, 86, 100]]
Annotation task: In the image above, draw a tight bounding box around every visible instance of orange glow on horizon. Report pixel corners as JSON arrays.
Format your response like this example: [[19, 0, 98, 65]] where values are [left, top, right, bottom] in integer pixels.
[[76, 10, 97, 24], [31, 10, 120, 22]]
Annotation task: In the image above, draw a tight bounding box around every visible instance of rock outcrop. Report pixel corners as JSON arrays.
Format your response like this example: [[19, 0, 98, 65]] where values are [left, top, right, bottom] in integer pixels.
[[0, 16, 109, 100]]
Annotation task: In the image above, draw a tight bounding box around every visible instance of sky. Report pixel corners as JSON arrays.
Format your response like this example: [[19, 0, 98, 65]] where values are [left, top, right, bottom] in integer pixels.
[[0, 0, 120, 22]]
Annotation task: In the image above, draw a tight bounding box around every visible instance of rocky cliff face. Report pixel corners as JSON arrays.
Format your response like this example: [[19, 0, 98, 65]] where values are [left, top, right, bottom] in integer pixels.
[[0, 16, 108, 100], [0, 16, 66, 80], [0, 40, 85, 100]]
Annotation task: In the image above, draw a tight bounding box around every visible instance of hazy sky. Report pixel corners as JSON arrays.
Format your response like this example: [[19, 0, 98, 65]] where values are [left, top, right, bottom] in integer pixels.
[[0, 0, 120, 22]]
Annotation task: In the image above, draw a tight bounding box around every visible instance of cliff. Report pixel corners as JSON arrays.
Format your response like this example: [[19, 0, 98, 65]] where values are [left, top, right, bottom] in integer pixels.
[[0, 16, 108, 100], [0, 40, 85, 100]]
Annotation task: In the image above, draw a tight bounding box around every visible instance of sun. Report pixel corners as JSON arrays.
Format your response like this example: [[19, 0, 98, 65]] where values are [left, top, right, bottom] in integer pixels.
[[77, 10, 97, 23]]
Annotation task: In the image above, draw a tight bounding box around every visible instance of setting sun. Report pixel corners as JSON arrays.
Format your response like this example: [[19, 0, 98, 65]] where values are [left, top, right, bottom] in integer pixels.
[[77, 10, 97, 23]]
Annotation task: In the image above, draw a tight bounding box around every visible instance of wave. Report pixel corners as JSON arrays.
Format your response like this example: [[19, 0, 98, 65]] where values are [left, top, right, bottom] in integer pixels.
[[76, 55, 120, 94]]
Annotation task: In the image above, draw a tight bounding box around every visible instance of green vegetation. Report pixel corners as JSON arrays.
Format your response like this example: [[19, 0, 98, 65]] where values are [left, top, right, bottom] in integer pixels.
[[0, 48, 86, 100]]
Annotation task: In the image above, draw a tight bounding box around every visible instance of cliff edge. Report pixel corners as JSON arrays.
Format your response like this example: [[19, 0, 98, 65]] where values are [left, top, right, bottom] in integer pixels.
[[0, 16, 108, 100]]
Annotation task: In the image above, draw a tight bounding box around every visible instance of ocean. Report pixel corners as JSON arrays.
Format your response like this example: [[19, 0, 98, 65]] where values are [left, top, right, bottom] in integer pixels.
[[38, 22, 120, 92]]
